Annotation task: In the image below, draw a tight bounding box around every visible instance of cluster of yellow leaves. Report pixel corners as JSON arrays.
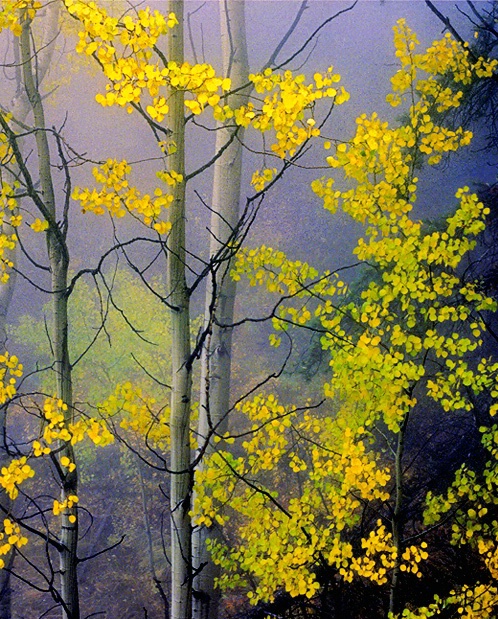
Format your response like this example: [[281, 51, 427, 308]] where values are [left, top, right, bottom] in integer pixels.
[[0, 519, 28, 569], [335, 522, 396, 585], [397, 585, 498, 619], [98, 381, 173, 451], [0, 118, 21, 282], [237, 394, 292, 474], [72, 159, 174, 233], [309, 51, 498, 608], [0, 0, 41, 36], [232, 246, 319, 293], [64, 1, 231, 119], [232, 67, 349, 160], [232, 245, 347, 345], [388, 19, 497, 112], [42, 396, 113, 447], [0, 180, 20, 283], [251, 168, 277, 193], [177, 65, 231, 115], [0, 393, 113, 556], [0, 351, 22, 405], [0, 457, 34, 500], [53, 494, 78, 523], [0, 341, 116, 560], [399, 542, 429, 577], [315, 19, 495, 211], [193, 396, 397, 603], [30, 218, 49, 232]]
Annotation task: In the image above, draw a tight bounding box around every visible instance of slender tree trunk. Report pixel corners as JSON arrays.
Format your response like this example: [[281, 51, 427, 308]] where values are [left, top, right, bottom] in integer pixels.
[[54, 266, 79, 619], [0, 553, 12, 619], [389, 412, 409, 617], [167, 4, 193, 619], [138, 459, 169, 618], [193, 3, 249, 618], [19, 11, 78, 619]]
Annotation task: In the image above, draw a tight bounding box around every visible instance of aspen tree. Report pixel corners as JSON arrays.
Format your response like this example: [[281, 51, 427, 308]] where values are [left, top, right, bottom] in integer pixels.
[[192, 3, 249, 617], [166, 3, 193, 619], [16, 9, 79, 616], [0, 4, 112, 618]]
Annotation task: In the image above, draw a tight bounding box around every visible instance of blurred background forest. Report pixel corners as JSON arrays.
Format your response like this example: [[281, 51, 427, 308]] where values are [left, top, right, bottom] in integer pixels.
[[1, 1, 498, 619]]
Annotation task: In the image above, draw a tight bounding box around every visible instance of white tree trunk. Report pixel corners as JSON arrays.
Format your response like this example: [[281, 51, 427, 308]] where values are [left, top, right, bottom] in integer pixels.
[[193, 3, 249, 618], [19, 9, 79, 618], [168, 3, 193, 619]]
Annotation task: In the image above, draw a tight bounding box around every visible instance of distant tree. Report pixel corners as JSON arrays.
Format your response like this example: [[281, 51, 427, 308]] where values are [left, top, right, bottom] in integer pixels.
[[192, 2, 249, 616]]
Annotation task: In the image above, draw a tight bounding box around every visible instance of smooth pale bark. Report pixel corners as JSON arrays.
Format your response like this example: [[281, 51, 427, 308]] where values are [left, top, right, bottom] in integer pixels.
[[19, 11, 79, 619], [167, 4, 193, 619], [1, 0, 60, 341], [192, 3, 249, 618], [389, 411, 409, 617]]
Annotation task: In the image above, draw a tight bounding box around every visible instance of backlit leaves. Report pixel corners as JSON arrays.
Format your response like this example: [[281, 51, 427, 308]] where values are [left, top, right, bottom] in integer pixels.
[[65, 0, 346, 169], [201, 19, 498, 610], [0, 179, 19, 282], [0, 519, 28, 569], [72, 158, 173, 232]]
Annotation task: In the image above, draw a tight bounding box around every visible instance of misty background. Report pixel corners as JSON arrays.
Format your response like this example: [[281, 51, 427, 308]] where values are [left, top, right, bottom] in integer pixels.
[[1, 2, 496, 617]]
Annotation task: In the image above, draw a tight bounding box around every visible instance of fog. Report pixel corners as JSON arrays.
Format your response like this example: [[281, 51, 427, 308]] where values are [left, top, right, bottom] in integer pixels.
[[7, 0, 495, 323], [5, 0, 496, 428], [1, 2, 497, 617]]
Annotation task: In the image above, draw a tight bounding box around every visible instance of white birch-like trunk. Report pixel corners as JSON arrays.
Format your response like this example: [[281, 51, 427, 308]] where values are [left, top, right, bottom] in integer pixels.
[[168, 4, 193, 619], [19, 9, 79, 619], [192, 3, 249, 618]]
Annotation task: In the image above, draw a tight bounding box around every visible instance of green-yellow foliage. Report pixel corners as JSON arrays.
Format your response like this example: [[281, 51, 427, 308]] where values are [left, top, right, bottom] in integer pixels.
[[12, 268, 181, 466], [13, 270, 171, 400], [3, 3, 498, 614], [98, 381, 175, 452], [414, 424, 498, 618], [191, 19, 498, 612], [0, 349, 114, 555]]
